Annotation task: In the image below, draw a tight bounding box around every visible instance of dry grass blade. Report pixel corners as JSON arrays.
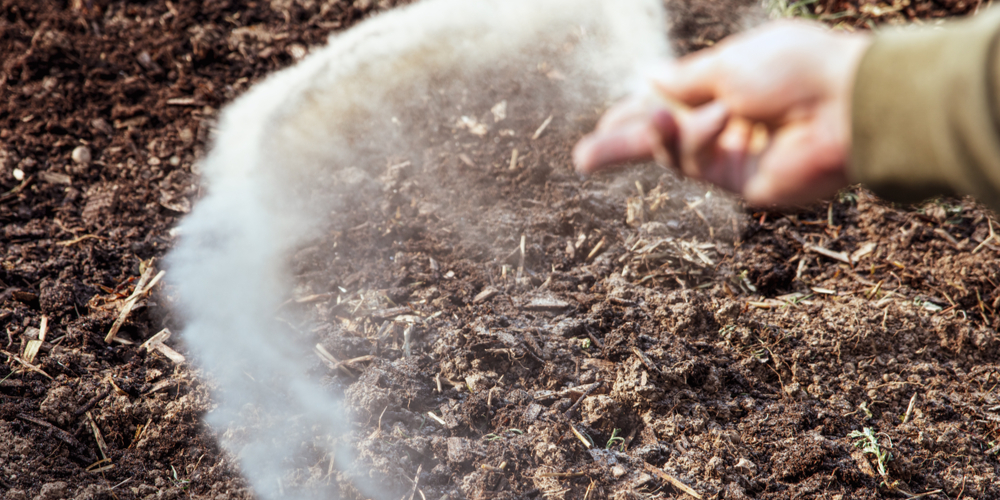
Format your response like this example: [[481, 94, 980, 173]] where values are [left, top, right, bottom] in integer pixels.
[[139, 328, 186, 364], [570, 425, 591, 448], [314, 344, 354, 377], [426, 411, 447, 426], [105, 265, 165, 343], [4, 351, 54, 379], [85, 411, 109, 460]]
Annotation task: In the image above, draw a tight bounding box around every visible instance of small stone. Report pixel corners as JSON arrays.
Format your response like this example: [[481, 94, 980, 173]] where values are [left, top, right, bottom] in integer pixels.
[[13, 168, 24, 181], [71, 145, 91, 164], [148, 156, 161, 166], [169, 155, 181, 167], [611, 465, 626, 478], [287, 44, 307, 60]]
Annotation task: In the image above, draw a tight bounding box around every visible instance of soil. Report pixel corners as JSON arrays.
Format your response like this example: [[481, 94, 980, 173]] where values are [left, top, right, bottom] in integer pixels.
[[2, 1, 999, 500]]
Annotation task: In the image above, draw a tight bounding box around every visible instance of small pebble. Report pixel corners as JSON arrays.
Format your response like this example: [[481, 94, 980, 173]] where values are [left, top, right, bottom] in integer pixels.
[[71, 145, 92, 164], [287, 44, 307, 60], [169, 156, 181, 167], [13, 168, 24, 181]]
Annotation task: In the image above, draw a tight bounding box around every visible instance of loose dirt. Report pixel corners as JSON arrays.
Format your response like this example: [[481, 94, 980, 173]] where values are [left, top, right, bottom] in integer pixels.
[[2, 1, 998, 499]]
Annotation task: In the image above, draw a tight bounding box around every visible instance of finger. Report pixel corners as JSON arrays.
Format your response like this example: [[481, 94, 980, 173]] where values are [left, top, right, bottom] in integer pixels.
[[573, 111, 678, 174], [696, 119, 761, 193], [648, 53, 723, 107], [594, 94, 659, 131], [677, 101, 730, 179], [743, 122, 848, 206]]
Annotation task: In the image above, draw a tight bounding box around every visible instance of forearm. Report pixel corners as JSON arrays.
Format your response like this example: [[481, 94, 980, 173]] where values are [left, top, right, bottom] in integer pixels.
[[850, 8, 1000, 209]]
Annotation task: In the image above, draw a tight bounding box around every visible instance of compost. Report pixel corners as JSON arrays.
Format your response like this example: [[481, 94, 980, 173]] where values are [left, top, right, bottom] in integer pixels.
[[1, 0, 998, 499]]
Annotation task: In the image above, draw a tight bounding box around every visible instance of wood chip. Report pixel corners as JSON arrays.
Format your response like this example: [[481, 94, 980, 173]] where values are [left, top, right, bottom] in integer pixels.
[[524, 294, 571, 311], [805, 243, 851, 265], [40, 171, 72, 185], [473, 287, 499, 304], [850, 242, 877, 263], [370, 306, 412, 320], [933, 227, 963, 249]]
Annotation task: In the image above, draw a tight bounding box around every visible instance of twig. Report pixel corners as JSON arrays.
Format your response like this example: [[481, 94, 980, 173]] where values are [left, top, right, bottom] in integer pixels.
[[73, 387, 112, 418], [586, 236, 606, 260], [535, 471, 585, 478], [17, 412, 87, 450], [532, 115, 553, 140], [563, 381, 602, 419], [902, 393, 918, 424], [641, 462, 703, 499], [58, 234, 106, 246]]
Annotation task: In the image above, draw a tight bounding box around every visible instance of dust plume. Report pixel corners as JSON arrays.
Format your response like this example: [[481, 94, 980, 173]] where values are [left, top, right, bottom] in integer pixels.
[[167, 0, 670, 498]]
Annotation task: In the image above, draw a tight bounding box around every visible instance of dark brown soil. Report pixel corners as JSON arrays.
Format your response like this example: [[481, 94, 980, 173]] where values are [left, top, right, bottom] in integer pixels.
[[2, 1, 999, 500]]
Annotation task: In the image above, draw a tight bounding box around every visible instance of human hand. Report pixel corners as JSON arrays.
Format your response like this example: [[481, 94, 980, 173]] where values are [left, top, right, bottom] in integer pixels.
[[573, 21, 872, 206]]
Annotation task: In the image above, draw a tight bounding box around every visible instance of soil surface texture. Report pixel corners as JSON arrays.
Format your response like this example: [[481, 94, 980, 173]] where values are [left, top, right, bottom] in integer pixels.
[[2, 1, 999, 500]]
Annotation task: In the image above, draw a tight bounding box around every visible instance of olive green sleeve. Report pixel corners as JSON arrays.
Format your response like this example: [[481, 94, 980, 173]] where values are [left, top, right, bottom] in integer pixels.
[[850, 9, 1000, 209]]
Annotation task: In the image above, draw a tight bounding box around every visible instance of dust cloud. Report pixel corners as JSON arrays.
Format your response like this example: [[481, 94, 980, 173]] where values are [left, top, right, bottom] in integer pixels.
[[167, 0, 672, 498]]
